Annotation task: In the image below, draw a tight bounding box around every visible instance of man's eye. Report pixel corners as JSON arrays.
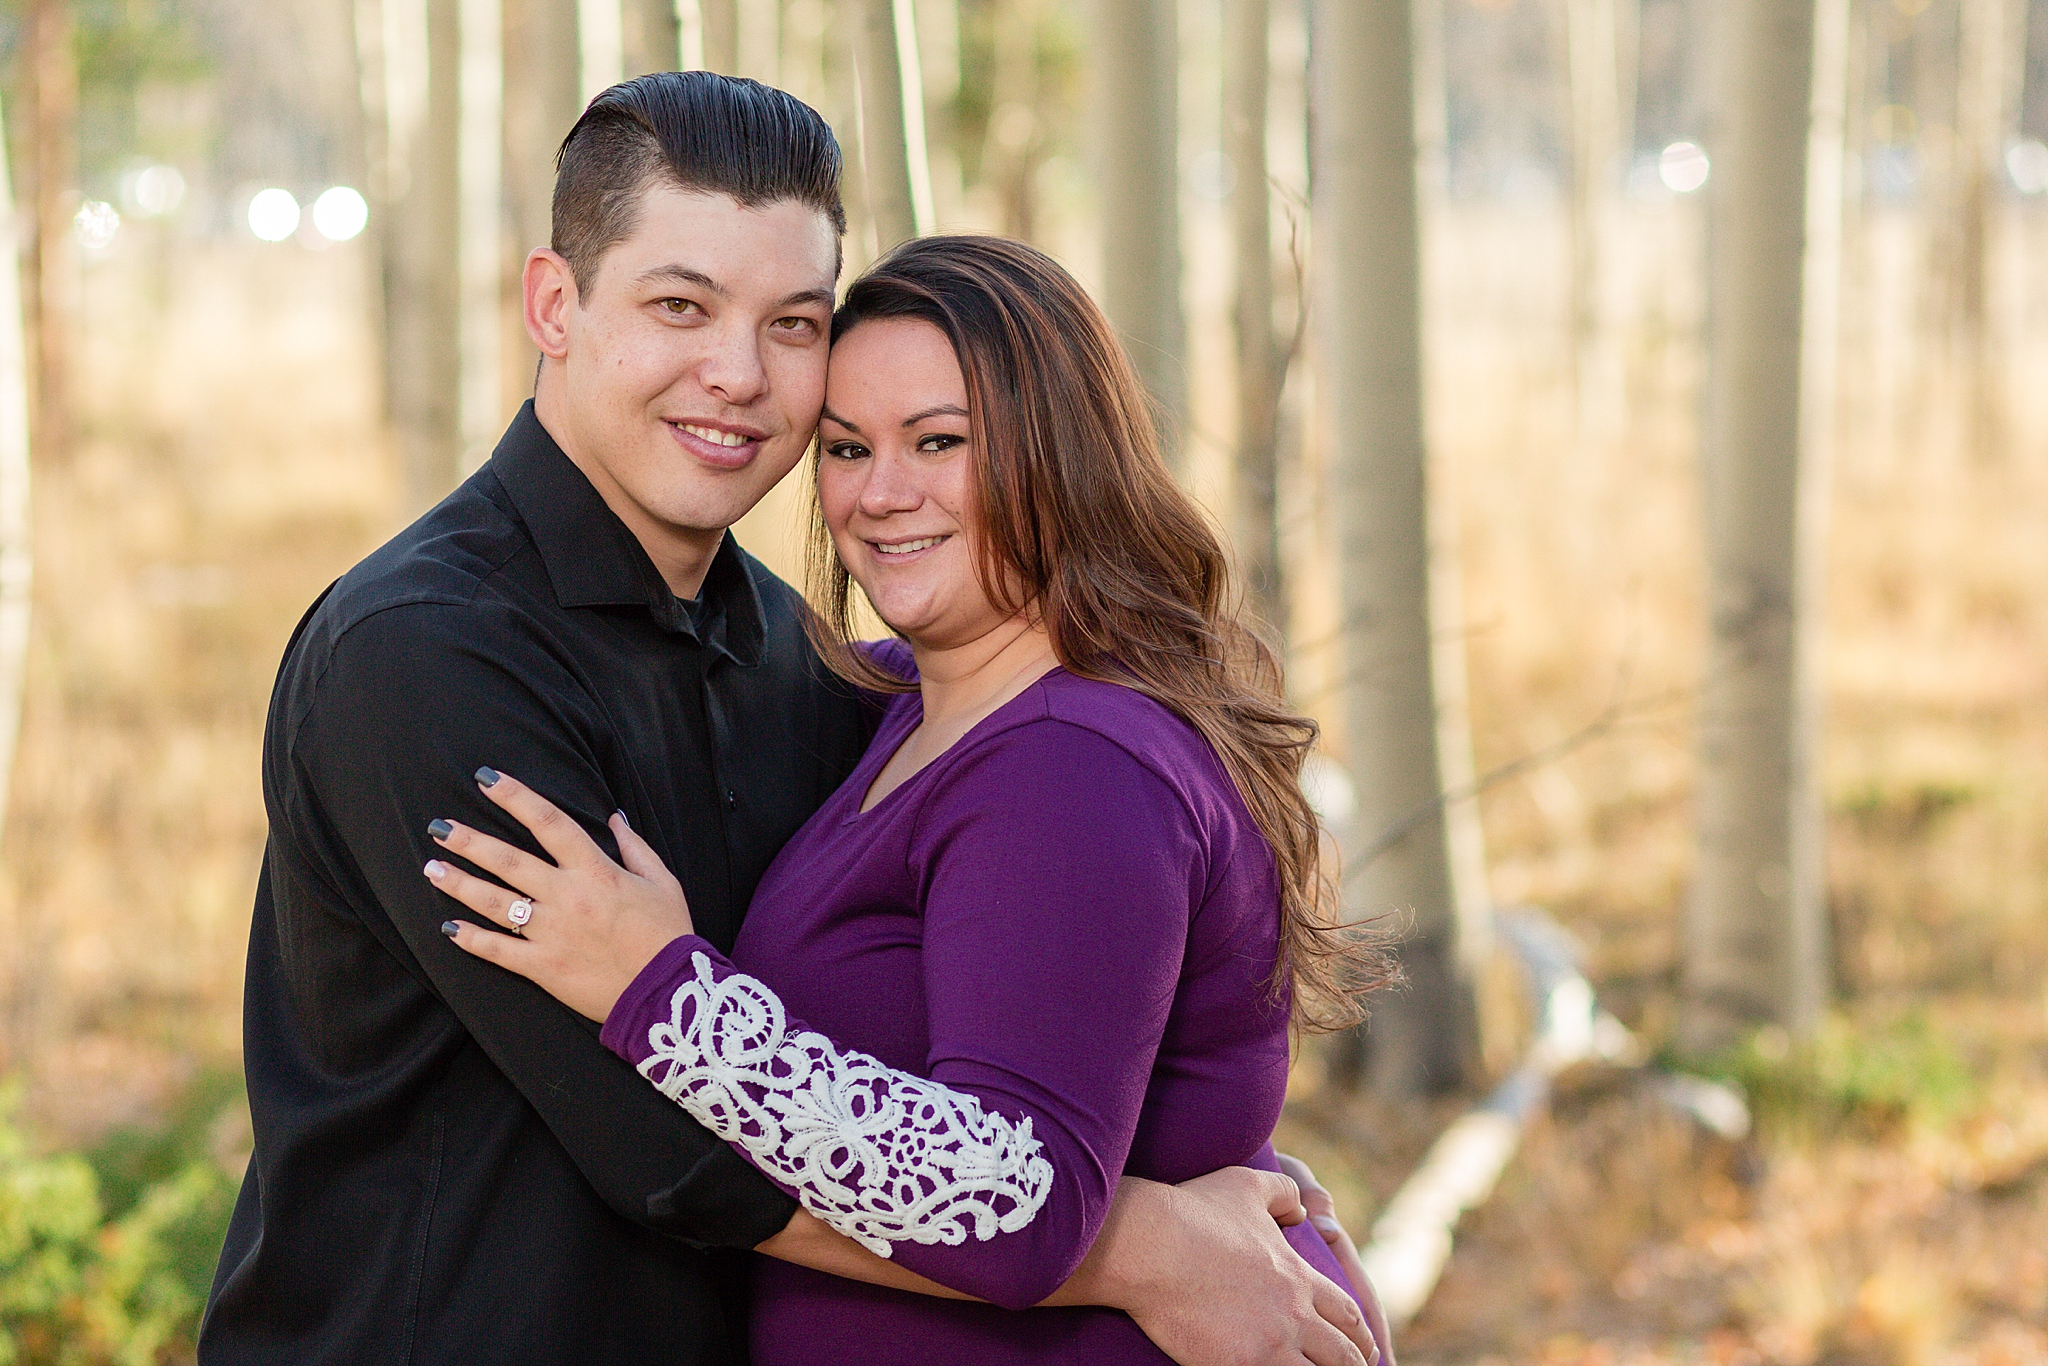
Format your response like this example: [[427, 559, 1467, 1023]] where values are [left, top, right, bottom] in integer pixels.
[[771, 316, 820, 336], [659, 298, 701, 316]]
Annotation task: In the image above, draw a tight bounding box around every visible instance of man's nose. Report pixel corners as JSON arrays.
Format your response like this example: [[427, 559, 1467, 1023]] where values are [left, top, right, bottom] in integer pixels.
[[698, 323, 769, 406]]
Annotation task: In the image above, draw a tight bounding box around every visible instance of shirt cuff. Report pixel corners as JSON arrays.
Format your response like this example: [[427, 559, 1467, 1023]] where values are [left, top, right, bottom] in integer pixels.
[[600, 933, 721, 1064]]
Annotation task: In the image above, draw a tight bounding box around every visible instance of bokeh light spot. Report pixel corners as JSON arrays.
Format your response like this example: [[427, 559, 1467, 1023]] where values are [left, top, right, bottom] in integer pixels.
[[311, 186, 370, 242], [1658, 141, 1710, 194], [130, 165, 186, 218], [248, 188, 301, 243], [74, 200, 120, 251], [2008, 140, 2048, 196]]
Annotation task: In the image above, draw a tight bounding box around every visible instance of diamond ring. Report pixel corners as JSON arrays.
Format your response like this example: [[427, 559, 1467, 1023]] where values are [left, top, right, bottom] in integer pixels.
[[507, 898, 534, 928]]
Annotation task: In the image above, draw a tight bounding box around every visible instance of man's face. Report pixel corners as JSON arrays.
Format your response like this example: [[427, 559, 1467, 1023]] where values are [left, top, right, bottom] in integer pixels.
[[540, 187, 839, 570]]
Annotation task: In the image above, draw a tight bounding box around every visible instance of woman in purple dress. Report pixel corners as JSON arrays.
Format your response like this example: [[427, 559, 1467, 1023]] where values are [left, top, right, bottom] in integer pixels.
[[426, 236, 1393, 1363]]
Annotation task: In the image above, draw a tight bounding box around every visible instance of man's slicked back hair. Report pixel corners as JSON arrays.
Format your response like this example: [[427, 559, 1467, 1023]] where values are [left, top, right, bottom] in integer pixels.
[[552, 71, 847, 297]]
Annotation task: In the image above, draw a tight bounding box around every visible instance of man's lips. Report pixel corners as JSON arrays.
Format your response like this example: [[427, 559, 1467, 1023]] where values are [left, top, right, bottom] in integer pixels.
[[667, 419, 767, 469]]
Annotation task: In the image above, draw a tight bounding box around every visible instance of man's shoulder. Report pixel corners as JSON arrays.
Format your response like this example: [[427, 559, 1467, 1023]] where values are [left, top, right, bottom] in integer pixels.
[[275, 478, 542, 707]]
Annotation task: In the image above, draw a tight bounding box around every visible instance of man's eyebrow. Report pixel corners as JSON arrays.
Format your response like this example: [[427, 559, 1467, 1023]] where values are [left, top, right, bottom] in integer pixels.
[[774, 286, 837, 311], [635, 264, 724, 295]]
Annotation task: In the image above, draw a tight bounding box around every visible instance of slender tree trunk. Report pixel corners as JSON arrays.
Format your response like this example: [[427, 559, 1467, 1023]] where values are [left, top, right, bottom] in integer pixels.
[[737, 0, 780, 81], [1682, 0, 1848, 1054], [459, 0, 504, 473], [1227, 0, 1282, 630], [700, 0, 736, 74], [0, 98, 34, 846], [373, 0, 463, 510], [1955, 0, 2018, 459], [853, 0, 932, 250], [1093, 0, 1186, 462], [1314, 0, 1473, 1095], [580, 0, 623, 99], [505, 0, 582, 260], [623, 0, 681, 75], [1565, 0, 1624, 440], [24, 0, 74, 465]]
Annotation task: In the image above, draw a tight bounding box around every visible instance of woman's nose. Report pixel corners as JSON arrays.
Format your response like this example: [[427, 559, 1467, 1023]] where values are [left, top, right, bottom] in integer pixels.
[[859, 449, 924, 514]]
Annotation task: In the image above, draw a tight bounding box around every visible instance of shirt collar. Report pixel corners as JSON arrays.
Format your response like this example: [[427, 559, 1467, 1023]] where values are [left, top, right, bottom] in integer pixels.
[[488, 401, 767, 667]]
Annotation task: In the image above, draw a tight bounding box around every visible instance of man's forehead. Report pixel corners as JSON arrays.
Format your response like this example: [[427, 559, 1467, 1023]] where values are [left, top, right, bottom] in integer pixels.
[[611, 185, 838, 293]]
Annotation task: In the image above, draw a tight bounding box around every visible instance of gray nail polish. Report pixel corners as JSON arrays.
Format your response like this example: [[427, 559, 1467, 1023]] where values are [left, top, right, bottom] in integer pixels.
[[614, 810, 629, 827], [440, 920, 460, 938], [475, 766, 500, 787], [428, 819, 454, 840]]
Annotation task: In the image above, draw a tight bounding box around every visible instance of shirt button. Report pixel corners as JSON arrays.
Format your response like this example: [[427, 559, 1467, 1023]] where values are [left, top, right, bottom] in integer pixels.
[[726, 789, 738, 810]]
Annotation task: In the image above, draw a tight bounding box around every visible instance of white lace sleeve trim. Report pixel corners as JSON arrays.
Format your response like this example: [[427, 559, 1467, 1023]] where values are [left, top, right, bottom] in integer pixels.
[[636, 950, 1056, 1258]]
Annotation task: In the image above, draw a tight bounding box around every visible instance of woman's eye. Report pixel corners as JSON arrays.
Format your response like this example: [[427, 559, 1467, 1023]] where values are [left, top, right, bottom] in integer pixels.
[[824, 441, 869, 460], [917, 434, 965, 454]]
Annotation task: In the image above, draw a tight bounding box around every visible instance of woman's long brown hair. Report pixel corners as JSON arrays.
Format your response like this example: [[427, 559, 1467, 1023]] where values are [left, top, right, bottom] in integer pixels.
[[805, 235, 1395, 1032]]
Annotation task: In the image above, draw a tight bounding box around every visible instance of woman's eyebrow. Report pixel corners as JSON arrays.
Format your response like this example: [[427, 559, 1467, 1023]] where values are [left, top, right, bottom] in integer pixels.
[[901, 404, 969, 426], [819, 406, 859, 433]]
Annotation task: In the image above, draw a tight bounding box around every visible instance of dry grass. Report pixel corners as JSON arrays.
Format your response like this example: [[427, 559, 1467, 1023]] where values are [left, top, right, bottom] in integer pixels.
[[1, 193, 2045, 1363]]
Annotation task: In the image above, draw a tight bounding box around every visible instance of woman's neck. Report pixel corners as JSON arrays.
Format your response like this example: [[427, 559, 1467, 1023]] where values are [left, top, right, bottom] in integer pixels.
[[907, 614, 1060, 733]]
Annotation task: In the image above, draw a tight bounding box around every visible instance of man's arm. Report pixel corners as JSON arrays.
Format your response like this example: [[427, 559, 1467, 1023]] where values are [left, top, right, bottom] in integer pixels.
[[282, 603, 796, 1248]]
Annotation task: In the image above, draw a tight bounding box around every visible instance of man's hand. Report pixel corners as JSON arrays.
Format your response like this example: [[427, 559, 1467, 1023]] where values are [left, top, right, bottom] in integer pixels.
[[1047, 1170, 1379, 1366], [1275, 1153, 1395, 1366]]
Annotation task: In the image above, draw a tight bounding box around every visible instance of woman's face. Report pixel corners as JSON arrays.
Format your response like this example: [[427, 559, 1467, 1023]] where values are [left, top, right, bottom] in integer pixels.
[[818, 318, 1009, 650]]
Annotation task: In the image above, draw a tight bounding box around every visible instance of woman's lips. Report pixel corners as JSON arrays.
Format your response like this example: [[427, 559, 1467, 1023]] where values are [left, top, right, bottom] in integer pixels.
[[668, 420, 762, 469], [868, 534, 950, 563]]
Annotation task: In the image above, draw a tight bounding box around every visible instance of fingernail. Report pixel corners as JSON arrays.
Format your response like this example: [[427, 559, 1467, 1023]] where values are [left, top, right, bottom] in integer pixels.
[[424, 860, 446, 880], [475, 766, 500, 788], [1310, 1215, 1341, 1235], [440, 920, 461, 938], [428, 818, 454, 840], [613, 809, 629, 827]]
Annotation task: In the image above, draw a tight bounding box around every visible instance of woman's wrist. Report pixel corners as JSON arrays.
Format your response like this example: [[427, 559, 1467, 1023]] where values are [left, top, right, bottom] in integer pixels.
[[597, 932, 711, 1057]]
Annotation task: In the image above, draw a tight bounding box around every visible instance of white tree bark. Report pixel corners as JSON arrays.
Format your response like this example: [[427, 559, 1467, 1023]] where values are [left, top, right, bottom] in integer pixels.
[[1092, 0, 1185, 460], [1682, 0, 1848, 1052], [1314, 0, 1473, 1095], [853, 0, 933, 249], [0, 98, 34, 844], [580, 0, 624, 99], [459, 0, 505, 473], [1227, 0, 1281, 626]]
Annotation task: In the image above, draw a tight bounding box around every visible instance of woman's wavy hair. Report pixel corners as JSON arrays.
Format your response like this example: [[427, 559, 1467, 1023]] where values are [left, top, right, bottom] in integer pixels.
[[804, 235, 1395, 1032]]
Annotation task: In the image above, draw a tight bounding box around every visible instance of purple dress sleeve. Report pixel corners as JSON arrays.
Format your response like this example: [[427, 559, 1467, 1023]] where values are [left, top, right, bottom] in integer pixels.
[[601, 723, 1202, 1310]]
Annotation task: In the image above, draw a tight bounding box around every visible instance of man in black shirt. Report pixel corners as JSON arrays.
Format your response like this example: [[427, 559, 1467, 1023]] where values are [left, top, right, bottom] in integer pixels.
[[202, 73, 1382, 1366]]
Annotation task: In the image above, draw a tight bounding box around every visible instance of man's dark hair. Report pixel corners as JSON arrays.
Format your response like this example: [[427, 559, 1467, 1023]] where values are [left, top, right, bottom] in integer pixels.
[[552, 71, 847, 297]]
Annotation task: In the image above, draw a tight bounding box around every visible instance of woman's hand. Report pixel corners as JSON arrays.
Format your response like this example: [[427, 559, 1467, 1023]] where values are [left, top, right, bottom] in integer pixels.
[[423, 767, 694, 1022]]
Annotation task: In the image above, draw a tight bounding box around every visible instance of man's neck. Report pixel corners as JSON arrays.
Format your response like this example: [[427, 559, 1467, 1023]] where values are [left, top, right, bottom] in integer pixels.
[[532, 383, 724, 600]]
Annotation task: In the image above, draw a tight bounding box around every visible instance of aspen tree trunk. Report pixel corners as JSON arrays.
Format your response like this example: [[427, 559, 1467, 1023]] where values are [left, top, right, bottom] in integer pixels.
[[1314, 0, 1472, 1095], [1565, 0, 1624, 440], [373, 0, 464, 510], [504, 0, 582, 259], [853, 0, 931, 250], [699, 0, 737, 74], [736, 0, 780, 81], [623, 0, 681, 75], [1226, 0, 1282, 629], [1954, 0, 2020, 458], [1682, 0, 1848, 1054], [24, 0, 73, 465], [580, 0, 624, 98], [459, 0, 504, 473], [0, 100, 33, 844], [1093, 0, 1186, 459]]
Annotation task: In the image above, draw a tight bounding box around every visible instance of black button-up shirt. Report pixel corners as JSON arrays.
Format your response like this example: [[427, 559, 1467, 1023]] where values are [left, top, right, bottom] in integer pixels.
[[201, 403, 874, 1364]]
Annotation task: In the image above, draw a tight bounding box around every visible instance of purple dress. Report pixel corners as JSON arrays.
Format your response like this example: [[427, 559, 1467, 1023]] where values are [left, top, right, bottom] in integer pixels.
[[602, 651, 1358, 1363]]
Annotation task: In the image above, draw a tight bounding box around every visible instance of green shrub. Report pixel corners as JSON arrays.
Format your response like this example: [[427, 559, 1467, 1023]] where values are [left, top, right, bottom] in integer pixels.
[[1713, 1011, 1976, 1138], [0, 1080, 240, 1366]]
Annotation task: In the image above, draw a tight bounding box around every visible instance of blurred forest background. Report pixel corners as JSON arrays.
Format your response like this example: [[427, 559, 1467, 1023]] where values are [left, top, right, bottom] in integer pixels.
[[0, 0, 2045, 1362]]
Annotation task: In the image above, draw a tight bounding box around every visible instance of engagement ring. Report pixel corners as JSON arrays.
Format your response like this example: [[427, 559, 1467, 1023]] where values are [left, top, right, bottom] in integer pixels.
[[507, 898, 533, 928]]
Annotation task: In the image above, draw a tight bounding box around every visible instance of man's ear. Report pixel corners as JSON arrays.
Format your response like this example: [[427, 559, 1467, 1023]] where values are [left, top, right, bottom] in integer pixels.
[[524, 248, 576, 359]]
